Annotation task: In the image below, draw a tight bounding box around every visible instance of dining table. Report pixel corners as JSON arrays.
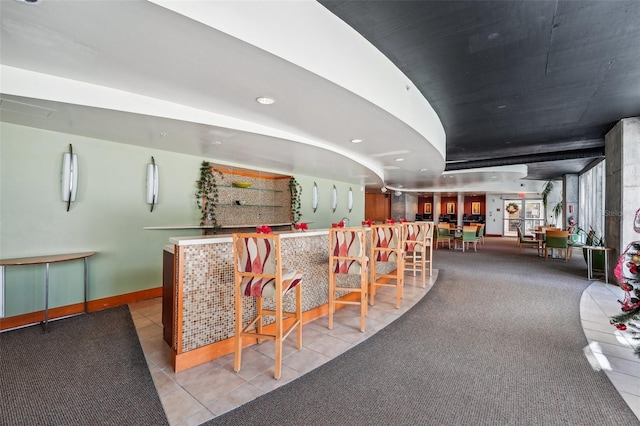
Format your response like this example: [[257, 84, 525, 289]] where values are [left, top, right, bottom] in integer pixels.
[[533, 230, 546, 257]]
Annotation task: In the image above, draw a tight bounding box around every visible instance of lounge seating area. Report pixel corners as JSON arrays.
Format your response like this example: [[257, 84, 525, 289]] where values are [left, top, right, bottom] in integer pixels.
[[436, 223, 484, 252], [517, 225, 577, 261]]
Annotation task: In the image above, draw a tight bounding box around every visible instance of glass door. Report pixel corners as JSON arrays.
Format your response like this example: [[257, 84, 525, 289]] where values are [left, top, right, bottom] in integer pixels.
[[523, 200, 544, 235], [503, 200, 521, 237], [503, 199, 544, 237]]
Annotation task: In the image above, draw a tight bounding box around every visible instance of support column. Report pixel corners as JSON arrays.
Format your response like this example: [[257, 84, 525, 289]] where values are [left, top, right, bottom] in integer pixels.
[[563, 174, 578, 228], [605, 117, 640, 283], [433, 194, 441, 224], [457, 193, 465, 227]]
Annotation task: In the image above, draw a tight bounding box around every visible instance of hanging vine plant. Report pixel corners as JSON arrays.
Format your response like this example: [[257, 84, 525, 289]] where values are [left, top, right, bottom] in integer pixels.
[[289, 177, 302, 226], [195, 161, 222, 231]]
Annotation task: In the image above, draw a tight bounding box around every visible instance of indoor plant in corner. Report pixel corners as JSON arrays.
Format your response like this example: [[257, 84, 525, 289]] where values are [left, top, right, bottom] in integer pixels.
[[575, 225, 606, 270], [195, 161, 222, 234]]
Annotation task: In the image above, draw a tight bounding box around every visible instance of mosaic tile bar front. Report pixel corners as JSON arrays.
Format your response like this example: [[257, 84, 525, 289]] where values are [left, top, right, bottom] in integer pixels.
[[177, 232, 326, 352], [174, 230, 395, 354]]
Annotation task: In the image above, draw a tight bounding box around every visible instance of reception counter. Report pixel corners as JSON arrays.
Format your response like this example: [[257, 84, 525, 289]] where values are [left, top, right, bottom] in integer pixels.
[[164, 229, 383, 372]]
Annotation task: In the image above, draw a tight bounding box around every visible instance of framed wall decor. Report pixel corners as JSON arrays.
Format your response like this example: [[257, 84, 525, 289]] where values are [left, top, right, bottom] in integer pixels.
[[446, 202, 455, 214], [472, 202, 481, 215], [424, 203, 431, 215]]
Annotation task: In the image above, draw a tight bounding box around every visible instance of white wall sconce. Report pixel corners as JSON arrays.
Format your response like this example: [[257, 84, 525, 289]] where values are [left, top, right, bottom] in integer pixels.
[[332, 185, 338, 212], [146, 156, 159, 212], [348, 187, 354, 213], [61, 144, 78, 212], [312, 182, 318, 212]]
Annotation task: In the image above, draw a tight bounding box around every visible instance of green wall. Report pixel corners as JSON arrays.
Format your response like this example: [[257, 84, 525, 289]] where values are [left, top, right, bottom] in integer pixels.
[[0, 123, 363, 317], [293, 174, 364, 230]]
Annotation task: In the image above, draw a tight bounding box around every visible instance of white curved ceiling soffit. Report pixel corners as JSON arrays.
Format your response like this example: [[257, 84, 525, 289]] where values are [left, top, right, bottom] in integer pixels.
[[0, 1, 534, 192]]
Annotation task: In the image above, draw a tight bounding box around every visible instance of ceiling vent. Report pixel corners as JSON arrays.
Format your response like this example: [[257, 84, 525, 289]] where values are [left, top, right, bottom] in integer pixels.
[[14, 0, 43, 4]]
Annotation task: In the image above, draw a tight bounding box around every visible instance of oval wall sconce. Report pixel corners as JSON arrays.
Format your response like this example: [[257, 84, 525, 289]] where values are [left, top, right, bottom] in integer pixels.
[[146, 156, 159, 212], [61, 144, 78, 212], [332, 185, 338, 212], [348, 187, 354, 213], [312, 182, 318, 212]]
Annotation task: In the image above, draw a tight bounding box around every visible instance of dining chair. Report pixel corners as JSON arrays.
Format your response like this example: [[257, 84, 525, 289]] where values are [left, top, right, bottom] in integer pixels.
[[476, 223, 486, 244], [370, 223, 404, 308], [401, 221, 433, 287], [328, 227, 369, 332], [436, 224, 452, 249], [567, 230, 583, 257], [454, 225, 478, 252], [232, 232, 303, 379], [544, 230, 570, 261], [517, 226, 540, 253]]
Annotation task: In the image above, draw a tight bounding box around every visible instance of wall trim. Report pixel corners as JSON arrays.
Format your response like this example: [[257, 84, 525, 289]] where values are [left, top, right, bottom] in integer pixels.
[[0, 287, 162, 332]]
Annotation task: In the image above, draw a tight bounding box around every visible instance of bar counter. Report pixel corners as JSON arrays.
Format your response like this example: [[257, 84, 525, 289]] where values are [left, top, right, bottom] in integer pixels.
[[164, 230, 343, 371]]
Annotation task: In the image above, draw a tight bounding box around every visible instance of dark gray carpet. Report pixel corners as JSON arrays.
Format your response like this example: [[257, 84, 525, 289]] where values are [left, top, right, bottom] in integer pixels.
[[204, 238, 639, 426], [0, 305, 168, 426]]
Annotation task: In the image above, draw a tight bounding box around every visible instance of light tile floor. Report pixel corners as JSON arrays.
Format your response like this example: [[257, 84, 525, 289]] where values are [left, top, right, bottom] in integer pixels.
[[130, 273, 435, 426], [130, 272, 640, 425], [580, 281, 640, 419]]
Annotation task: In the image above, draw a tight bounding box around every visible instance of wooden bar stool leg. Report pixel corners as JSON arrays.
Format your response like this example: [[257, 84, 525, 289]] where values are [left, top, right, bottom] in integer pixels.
[[296, 285, 303, 348], [419, 251, 426, 287], [234, 288, 243, 373], [328, 268, 335, 329], [369, 261, 377, 306], [256, 297, 264, 344], [360, 272, 367, 332], [274, 289, 283, 380]]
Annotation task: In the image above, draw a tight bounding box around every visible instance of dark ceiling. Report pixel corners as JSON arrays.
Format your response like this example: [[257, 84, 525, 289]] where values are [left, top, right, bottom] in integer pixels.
[[320, 0, 640, 180]]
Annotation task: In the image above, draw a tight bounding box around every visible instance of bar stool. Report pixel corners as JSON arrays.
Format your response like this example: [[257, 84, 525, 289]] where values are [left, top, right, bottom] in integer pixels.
[[232, 232, 303, 379], [401, 221, 434, 287], [328, 227, 369, 332], [370, 223, 404, 308]]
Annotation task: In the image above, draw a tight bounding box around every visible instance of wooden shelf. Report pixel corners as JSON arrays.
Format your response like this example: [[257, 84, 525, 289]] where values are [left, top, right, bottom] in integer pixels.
[[217, 185, 283, 193]]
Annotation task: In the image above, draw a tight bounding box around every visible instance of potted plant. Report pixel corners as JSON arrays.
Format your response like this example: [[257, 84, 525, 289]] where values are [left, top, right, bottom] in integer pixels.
[[575, 225, 606, 270], [541, 181, 554, 224], [551, 202, 562, 227], [195, 161, 222, 233], [289, 177, 302, 226]]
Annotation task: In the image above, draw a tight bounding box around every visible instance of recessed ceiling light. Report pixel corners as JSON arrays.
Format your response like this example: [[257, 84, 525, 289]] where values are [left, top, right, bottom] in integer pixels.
[[419, 168, 428, 172], [497, 104, 507, 109], [211, 141, 221, 145], [394, 158, 404, 162], [256, 96, 275, 105], [350, 138, 363, 143], [160, 132, 168, 137]]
